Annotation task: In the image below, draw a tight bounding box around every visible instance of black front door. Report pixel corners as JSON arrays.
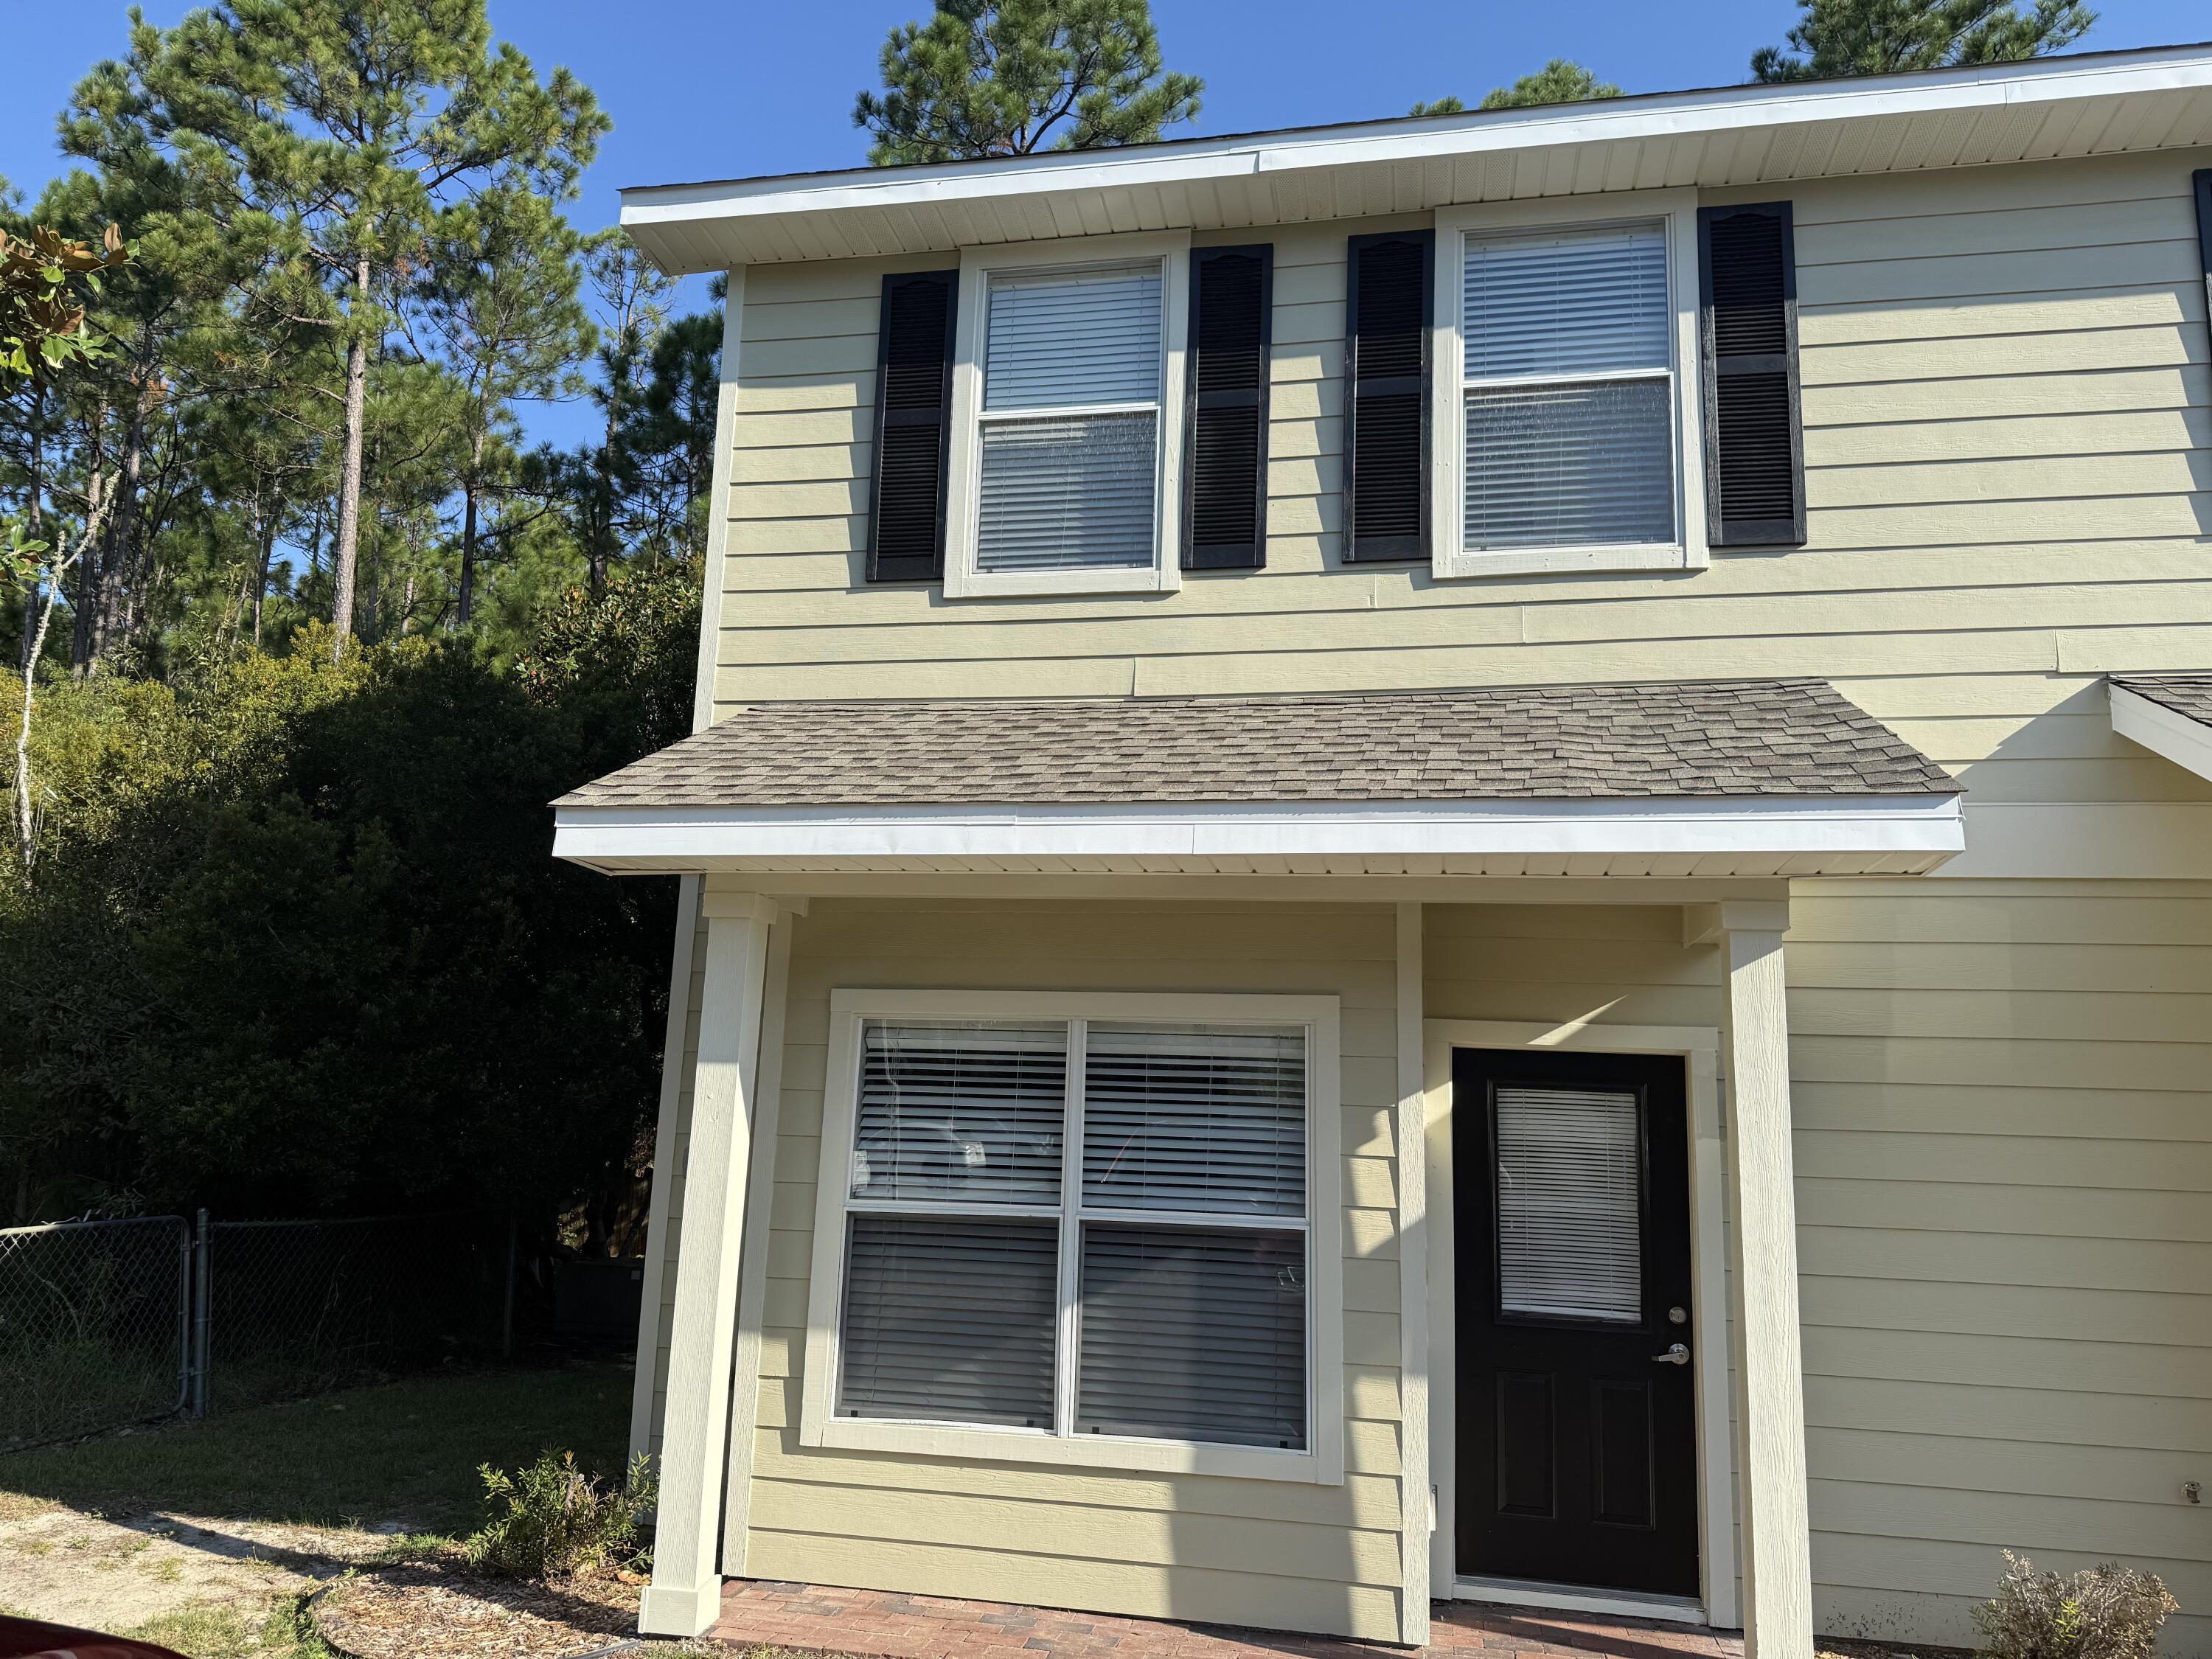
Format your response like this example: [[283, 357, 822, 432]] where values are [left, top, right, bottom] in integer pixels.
[[1453, 1047, 1699, 1597]]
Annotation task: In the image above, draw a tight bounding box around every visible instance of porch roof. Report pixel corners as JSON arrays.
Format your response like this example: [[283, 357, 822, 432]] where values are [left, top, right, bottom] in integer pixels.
[[552, 679, 1964, 880], [2110, 674, 2212, 785]]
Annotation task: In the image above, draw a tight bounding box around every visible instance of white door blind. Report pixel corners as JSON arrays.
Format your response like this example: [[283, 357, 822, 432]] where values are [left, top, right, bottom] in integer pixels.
[[852, 1020, 1065, 1204], [1461, 224, 1676, 552], [1493, 1085, 1643, 1323], [977, 262, 1164, 572], [1082, 1024, 1304, 1215]]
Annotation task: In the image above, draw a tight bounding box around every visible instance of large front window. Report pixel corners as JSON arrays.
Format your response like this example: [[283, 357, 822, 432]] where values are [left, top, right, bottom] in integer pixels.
[[804, 991, 1341, 1479]]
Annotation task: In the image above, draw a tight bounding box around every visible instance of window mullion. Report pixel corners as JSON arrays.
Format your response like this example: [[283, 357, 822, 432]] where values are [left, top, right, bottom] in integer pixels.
[[1053, 1018, 1087, 1441]]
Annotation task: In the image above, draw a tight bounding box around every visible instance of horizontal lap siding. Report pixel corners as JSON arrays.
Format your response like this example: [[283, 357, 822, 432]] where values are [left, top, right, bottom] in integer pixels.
[[1787, 879, 2212, 1656], [720, 153, 2212, 859], [741, 900, 1405, 1641]]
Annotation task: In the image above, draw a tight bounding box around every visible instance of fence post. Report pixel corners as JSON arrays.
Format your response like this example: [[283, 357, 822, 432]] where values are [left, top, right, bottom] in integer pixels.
[[191, 1208, 211, 1419], [501, 1212, 517, 1361]]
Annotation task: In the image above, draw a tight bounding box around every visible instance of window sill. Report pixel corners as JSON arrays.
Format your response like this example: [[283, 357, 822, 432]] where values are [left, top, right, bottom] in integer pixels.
[[801, 1412, 1340, 1484], [1433, 542, 1706, 580], [942, 563, 1178, 599]]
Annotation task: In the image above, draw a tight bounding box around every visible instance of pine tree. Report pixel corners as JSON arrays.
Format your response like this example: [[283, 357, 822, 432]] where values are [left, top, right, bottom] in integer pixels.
[[855, 0, 1202, 164], [1753, 0, 2095, 81], [1412, 59, 1621, 117], [145, 0, 606, 658]]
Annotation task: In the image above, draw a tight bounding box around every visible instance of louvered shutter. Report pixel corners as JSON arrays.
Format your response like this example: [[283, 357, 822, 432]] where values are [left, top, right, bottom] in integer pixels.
[[2195, 172, 2212, 357], [1182, 245, 1273, 570], [1492, 1085, 1643, 1323], [1697, 204, 1806, 547], [1343, 231, 1433, 562], [866, 270, 957, 582]]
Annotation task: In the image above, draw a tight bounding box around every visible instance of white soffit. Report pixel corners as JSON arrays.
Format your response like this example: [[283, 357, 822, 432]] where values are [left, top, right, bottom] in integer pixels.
[[551, 792, 1964, 878], [621, 44, 2212, 272], [2111, 684, 2212, 783]]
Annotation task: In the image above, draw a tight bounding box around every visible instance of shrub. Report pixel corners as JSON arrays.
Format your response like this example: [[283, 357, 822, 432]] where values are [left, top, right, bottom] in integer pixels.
[[1974, 1550, 2179, 1659], [460, 1450, 656, 1580]]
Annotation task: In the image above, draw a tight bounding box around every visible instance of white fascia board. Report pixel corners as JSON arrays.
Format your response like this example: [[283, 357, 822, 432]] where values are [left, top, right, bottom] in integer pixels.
[[553, 792, 1964, 866], [619, 45, 2212, 236], [2111, 684, 2212, 783]]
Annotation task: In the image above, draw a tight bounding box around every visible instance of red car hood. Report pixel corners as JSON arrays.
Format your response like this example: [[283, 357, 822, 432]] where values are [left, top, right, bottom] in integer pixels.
[[0, 1617, 187, 1659]]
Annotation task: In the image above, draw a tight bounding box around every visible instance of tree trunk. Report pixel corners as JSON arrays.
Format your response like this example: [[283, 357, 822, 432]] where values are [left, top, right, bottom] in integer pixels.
[[459, 423, 484, 626], [69, 400, 110, 672], [330, 257, 372, 661], [592, 392, 618, 596], [252, 504, 277, 647], [17, 487, 121, 885], [88, 378, 153, 672], [20, 389, 44, 677]]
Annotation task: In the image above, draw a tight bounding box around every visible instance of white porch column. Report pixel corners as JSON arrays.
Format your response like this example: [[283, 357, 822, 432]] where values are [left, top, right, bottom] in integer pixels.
[[1694, 898, 1816, 1659], [638, 891, 779, 1638]]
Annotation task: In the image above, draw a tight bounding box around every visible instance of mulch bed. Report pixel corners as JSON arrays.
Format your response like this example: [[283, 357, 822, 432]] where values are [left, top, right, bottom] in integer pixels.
[[313, 1559, 647, 1659]]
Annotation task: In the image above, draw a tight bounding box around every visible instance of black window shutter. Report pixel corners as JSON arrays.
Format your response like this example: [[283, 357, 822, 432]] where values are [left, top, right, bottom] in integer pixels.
[[1182, 244, 1274, 570], [2194, 170, 2212, 359], [866, 269, 957, 582], [1698, 204, 1806, 548], [1343, 231, 1433, 563]]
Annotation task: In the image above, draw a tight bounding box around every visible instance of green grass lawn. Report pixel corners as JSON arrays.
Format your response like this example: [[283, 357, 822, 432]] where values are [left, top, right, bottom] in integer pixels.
[[0, 1362, 631, 1535]]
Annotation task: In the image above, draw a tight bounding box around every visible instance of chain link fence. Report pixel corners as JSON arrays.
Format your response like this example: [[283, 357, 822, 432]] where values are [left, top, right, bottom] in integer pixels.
[[1, 1211, 511, 1451], [0, 1217, 190, 1453]]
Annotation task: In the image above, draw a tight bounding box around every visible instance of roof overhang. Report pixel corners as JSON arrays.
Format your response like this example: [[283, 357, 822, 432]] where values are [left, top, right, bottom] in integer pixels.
[[552, 791, 1964, 879], [622, 44, 2212, 273], [2111, 682, 2212, 782]]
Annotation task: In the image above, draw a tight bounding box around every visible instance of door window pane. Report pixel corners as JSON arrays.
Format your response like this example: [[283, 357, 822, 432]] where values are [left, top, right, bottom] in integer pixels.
[[1494, 1085, 1642, 1322]]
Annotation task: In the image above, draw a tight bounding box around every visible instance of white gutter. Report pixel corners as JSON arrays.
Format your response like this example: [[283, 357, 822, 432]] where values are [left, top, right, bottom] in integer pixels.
[[553, 790, 1964, 867], [620, 43, 2212, 234]]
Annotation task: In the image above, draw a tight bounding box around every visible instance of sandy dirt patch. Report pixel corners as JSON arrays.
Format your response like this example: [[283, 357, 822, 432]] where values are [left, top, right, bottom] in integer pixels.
[[0, 1498, 394, 1634]]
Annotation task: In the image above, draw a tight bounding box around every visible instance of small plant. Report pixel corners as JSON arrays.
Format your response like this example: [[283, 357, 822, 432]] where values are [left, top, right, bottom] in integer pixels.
[[1974, 1550, 2179, 1659], [460, 1449, 656, 1582]]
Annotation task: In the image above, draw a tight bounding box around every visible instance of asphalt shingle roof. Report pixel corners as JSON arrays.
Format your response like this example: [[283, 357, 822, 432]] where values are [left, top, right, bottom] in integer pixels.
[[557, 679, 1957, 812], [2110, 674, 2212, 728]]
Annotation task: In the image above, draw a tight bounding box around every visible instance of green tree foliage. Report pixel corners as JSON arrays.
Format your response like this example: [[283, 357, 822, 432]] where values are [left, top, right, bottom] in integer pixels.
[[1752, 0, 2095, 81], [855, 0, 1203, 164], [0, 559, 699, 1226], [1412, 58, 1623, 117]]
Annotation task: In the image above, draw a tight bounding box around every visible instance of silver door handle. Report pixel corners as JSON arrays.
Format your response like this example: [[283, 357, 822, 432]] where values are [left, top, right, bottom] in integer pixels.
[[1652, 1343, 1690, 1366]]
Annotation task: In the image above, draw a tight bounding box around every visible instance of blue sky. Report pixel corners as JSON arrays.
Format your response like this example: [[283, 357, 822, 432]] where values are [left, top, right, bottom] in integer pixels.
[[8, 0, 2210, 452]]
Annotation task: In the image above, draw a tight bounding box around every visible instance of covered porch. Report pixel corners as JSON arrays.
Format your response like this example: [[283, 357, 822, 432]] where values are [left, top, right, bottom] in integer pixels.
[[550, 680, 1962, 1659]]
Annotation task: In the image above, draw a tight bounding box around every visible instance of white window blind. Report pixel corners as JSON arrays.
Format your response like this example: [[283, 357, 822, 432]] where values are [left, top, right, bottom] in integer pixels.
[[976, 263, 1163, 572], [1493, 1085, 1643, 1323], [1461, 225, 1675, 551], [833, 1015, 1312, 1453], [1082, 1024, 1305, 1215]]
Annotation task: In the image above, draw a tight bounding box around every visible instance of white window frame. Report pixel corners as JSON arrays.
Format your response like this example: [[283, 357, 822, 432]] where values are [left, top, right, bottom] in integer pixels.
[[1430, 192, 1709, 580], [942, 231, 1191, 599], [799, 987, 1344, 1484]]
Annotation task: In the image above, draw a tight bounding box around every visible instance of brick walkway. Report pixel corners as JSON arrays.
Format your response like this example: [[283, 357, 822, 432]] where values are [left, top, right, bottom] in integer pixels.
[[713, 1580, 1745, 1659]]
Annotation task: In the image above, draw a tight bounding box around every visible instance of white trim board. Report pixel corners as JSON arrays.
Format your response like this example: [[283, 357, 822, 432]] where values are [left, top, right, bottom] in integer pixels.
[[2110, 682, 2212, 785], [620, 45, 2212, 272], [1423, 1018, 1738, 1632], [554, 791, 1964, 876]]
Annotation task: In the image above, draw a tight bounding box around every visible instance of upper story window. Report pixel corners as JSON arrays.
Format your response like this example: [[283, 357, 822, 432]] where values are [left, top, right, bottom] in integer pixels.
[[1433, 194, 1708, 580], [946, 232, 1190, 598]]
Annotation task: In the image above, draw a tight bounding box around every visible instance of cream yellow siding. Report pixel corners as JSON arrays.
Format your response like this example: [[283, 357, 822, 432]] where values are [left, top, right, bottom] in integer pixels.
[[1786, 877, 2212, 1657], [738, 898, 1408, 1642], [712, 149, 2212, 883]]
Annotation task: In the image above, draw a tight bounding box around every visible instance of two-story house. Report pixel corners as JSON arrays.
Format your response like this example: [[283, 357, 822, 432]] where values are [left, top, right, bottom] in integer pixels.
[[553, 44, 2212, 1659]]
